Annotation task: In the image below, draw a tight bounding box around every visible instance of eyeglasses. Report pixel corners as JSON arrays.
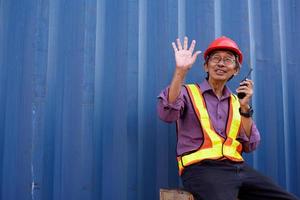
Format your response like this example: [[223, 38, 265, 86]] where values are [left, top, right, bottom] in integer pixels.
[[209, 55, 236, 66]]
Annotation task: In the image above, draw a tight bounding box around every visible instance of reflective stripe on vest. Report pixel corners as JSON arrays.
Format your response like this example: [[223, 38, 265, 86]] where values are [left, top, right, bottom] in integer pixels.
[[177, 84, 243, 175]]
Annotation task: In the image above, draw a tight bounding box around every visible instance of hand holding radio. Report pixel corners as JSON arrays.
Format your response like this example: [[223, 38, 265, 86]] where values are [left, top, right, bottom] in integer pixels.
[[237, 68, 253, 99], [236, 68, 254, 109]]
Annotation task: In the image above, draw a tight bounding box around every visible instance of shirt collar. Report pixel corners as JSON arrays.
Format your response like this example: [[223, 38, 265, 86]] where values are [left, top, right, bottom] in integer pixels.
[[199, 79, 232, 99]]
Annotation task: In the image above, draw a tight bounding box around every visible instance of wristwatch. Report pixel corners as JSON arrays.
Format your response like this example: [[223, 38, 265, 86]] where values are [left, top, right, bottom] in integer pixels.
[[239, 106, 253, 118]]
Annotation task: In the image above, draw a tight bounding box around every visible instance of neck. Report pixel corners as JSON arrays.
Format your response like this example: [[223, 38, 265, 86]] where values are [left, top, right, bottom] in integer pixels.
[[207, 78, 226, 98]]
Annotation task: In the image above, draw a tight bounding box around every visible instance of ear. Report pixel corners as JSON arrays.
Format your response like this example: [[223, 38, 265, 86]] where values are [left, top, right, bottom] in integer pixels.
[[234, 66, 240, 76], [204, 63, 208, 72]]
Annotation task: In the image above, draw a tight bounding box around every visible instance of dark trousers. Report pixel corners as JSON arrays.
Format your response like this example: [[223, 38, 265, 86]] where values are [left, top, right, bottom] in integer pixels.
[[181, 160, 299, 200]]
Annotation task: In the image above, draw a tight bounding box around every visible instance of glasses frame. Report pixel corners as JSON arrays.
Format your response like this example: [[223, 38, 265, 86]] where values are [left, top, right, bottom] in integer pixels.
[[208, 55, 236, 66]]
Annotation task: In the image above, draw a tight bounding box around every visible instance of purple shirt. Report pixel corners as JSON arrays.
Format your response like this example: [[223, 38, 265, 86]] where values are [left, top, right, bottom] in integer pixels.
[[157, 79, 260, 156]]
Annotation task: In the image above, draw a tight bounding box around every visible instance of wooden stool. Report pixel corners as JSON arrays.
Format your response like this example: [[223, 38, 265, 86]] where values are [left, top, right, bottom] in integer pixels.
[[160, 189, 194, 200]]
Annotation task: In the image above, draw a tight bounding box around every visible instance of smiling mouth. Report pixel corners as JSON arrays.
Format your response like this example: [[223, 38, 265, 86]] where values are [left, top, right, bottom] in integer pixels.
[[215, 69, 226, 75]]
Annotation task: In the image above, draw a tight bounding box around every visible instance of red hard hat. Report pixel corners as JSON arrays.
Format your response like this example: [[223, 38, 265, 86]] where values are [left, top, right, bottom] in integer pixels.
[[204, 36, 243, 64]]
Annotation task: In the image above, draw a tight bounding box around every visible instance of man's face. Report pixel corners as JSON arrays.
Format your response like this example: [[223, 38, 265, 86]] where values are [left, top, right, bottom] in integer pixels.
[[204, 50, 240, 82]]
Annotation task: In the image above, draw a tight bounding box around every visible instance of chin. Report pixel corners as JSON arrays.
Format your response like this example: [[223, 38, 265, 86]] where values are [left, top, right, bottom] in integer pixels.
[[212, 75, 228, 81]]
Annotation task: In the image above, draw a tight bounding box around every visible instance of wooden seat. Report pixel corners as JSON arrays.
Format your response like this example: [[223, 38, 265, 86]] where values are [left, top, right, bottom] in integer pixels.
[[160, 189, 194, 200], [160, 188, 240, 200]]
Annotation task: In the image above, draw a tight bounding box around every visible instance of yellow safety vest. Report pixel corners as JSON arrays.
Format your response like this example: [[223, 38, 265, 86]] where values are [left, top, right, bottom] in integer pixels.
[[177, 84, 244, 175]]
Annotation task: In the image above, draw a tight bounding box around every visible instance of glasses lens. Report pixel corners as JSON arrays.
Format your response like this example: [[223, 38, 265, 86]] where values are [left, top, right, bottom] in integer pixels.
[[210, 55, 235, 65], [224, 58, 234, 65], [210, 55, 221, 63]]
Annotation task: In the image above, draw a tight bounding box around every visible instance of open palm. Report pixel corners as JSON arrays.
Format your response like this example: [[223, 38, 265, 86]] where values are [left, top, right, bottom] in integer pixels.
[[172, 37, 201, 71]]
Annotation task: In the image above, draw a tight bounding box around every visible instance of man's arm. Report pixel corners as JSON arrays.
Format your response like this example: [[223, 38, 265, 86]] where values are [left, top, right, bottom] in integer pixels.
[[238, 122, 260, 152], [157, 36, 201, 122], [236, 79, 254, 139], [168, 37, 201, 103]]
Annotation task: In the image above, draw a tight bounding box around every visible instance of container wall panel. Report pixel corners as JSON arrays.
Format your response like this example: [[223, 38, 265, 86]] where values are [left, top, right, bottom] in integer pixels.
[[0, 0, 299, 199]]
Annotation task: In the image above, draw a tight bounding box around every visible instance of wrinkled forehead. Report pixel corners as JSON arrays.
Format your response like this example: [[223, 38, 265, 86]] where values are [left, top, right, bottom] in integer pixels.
[[209, 50, 236, 58]]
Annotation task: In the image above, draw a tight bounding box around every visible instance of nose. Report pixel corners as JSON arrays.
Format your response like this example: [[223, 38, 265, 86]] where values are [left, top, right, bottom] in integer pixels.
[[217, 59, 226, 66]]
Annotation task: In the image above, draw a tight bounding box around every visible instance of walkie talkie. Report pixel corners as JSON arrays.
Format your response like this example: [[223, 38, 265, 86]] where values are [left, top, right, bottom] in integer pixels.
[[237, 68, 253, 99]]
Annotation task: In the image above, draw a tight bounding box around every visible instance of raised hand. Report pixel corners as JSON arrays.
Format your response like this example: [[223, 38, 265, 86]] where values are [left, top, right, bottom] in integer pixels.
[[168, 37, 201, 103], [236, 79, 254, 107], [172, 36, 201, 72]]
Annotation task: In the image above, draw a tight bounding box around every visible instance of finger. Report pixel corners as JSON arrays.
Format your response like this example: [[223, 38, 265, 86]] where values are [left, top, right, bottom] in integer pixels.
[[236, 88, 243, 93], [192, 51, 201, 59], [183, 36, 188, 49], [176, 38, 183, 50], [240, 80, 250, 86], [242, 80, 254, 89], [239, 81, 248, 86], [189, 40, 196, 52], [238, 84, 250, 90], [236, 88, 251, 96], [237, 86, 253, 96], [191, 51, 202, 62], [236, 87, 247, 92], [245, 79, 254, 86], [172, 42, 178, 52]]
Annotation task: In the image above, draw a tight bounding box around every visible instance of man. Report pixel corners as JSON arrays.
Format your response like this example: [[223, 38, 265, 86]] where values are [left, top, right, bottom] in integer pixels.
[[157, 36, 299, 200]]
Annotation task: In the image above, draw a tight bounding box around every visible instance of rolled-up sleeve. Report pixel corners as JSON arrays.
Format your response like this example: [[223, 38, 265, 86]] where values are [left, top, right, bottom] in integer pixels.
[[157, 87, 185, 123], [238, 122, 261, 153]]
